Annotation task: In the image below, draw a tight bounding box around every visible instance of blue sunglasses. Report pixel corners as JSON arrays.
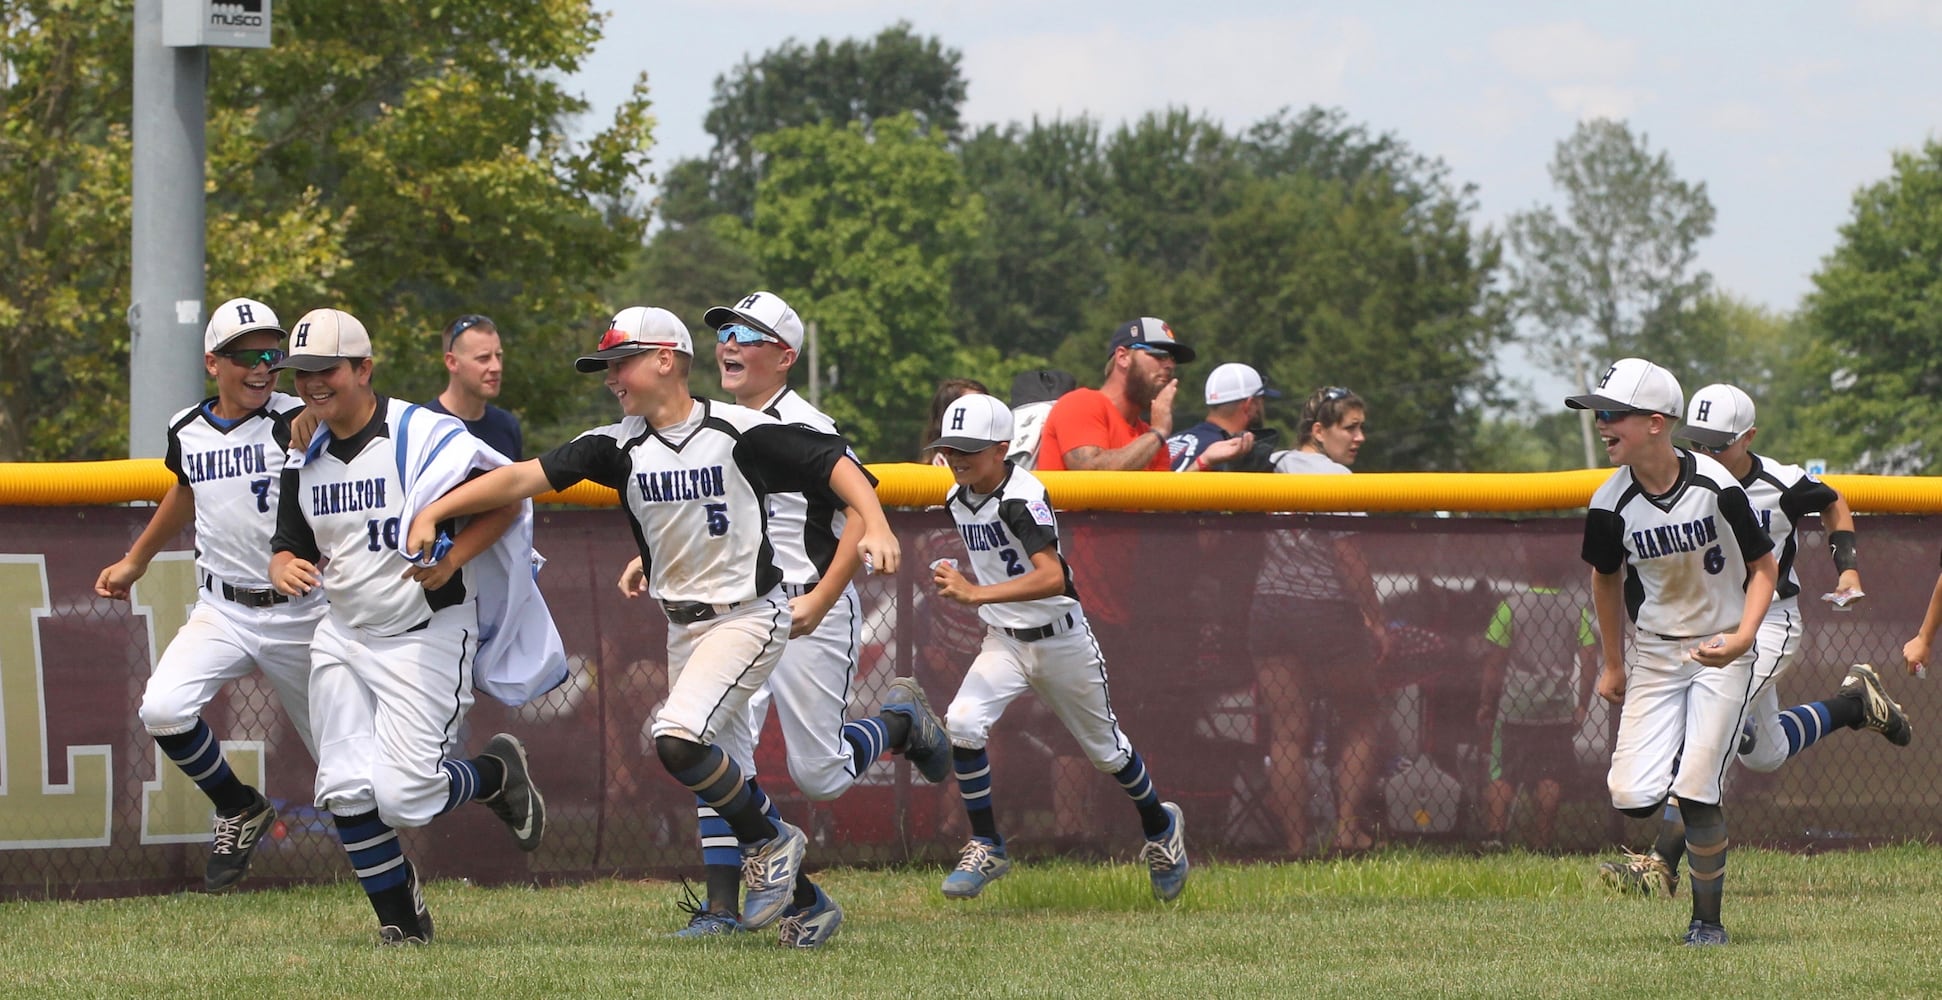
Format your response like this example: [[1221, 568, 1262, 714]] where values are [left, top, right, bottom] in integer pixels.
[[717, 323, 781, 346]]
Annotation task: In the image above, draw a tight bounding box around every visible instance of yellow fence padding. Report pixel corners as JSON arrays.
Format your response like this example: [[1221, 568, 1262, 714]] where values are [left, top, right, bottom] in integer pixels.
[[3, 459, 1939, 513]]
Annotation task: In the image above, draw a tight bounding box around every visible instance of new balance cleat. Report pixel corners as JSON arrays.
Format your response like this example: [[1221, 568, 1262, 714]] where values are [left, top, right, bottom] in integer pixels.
[[776, 883, 844, 949], [670, 910, 746, 938], [1839, 664, 1912, 747], [942, 837, 1011, 899], [740, 820, 808, 929], [1598, 850, 1678, 897], [480, 733, 547, 851], [205, 789, 277, 892], [883, 677, 951, 783], [1141, 801, 1190, 902], [1683, 919, 1729, 946]]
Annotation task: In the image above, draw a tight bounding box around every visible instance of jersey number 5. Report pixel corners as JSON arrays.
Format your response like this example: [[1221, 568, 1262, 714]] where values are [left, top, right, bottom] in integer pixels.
[[705, 502, 729, 537]]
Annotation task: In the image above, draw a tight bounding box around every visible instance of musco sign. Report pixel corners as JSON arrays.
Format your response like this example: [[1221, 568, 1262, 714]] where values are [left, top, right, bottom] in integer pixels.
[[162, 0, 273, 50]]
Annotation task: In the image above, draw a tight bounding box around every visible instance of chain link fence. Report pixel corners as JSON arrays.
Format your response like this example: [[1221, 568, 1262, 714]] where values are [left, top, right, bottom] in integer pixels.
[[2, 507, 1934, 898]]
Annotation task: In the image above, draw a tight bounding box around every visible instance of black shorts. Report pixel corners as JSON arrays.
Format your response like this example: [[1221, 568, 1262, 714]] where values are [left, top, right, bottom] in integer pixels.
[[1492, 721, 1577, 786], [1249, 595, 1380, 703]]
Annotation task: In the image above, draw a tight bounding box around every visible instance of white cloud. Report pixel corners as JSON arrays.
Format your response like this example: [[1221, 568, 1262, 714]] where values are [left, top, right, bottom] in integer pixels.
[[1852, 0, 1942, 28], [1546, 84, 1649, 120], [960, 16, 1371, 132], [1706, 99, 1768, 133], [1487, 21, 1637, 81]]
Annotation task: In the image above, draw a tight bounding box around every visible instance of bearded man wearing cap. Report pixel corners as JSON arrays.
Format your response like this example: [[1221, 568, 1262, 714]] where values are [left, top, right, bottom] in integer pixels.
[[405, 303, 908, 938], [1597, 381, 1908, 907], [94, 297, 328, 894], [267, 307, 564, 945], [1166, 362, 1281, 473], [1569, 357, 1779, 948]]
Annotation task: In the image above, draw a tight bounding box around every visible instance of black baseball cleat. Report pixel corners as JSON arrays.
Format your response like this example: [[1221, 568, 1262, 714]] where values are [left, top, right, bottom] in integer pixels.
[[205, 789, 277, 892], [378, 863, 434, 946], [479, 733, 547, 851], [1839, 664, 1912, 747]]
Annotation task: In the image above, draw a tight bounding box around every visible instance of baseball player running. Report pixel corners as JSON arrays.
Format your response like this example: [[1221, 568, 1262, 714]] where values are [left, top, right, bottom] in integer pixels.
[[1598, 382, 1911, 895], [619, 291, 947, 947], [1572, 359, 1778, 947], [406, 305, 903, 934], [268, 308, 557, 945], [928, 393, 1188, 902], [95, 298, 325, 892]]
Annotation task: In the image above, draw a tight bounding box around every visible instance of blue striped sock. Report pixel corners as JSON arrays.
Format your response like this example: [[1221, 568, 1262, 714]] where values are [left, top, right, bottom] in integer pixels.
[[694, 800, 741, 868], [439, 759, 481, 815], [333, 810, 408, 893], [953, 746, 1000, 845], [1778, 702, 1834, 757], [841, 718, 888, 774], [747, 778, 782, 825], [1114, 751, 1170, 838], [153, 719, 251, 812]]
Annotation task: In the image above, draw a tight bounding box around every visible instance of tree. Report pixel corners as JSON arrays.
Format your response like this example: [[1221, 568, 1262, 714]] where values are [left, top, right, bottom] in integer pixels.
[[683, 22, 966, 222], [0, 0, 654, 461], [1506, 119, 1715, 467], [748, 114, 983, 458], [1791, 141, 1942, 473]]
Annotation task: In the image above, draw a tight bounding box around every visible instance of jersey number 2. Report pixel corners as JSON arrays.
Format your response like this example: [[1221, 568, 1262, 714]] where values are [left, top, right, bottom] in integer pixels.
[[999, 547, 1026, 577]]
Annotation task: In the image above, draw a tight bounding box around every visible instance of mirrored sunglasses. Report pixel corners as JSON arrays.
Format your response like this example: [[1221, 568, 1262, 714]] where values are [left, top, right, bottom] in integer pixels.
[[1594, 409, 1655, 423], [717, 323, 780, 346], [217, 347, 287, 368]]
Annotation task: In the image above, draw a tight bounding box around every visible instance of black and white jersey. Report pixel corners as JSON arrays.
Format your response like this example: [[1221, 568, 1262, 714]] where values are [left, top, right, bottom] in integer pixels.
[[945, 462, 1080, 630], [758, 387, 869, 585], [271, 397, 468, 635], [538, 398, 851, 606], [1738, 453, 1840, 609], [164, 392, 303, 588], [1581, 450, 1774, 638]]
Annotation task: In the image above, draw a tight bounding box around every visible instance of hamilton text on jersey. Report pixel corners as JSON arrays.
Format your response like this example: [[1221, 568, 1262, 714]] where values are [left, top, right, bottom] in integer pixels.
[[635, 466, 727, 504], [311, 478, 389, 516], [180, 443, 271, 484], [958, 522, 1012, 552], [1632, 515, 1718, 560]]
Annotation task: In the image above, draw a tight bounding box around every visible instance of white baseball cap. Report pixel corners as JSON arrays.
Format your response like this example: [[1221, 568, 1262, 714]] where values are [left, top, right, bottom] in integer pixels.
[[1565, 357, 1684, 419], [929, 393, 1015, 452], [576, 306, 693, 372], [1204, 363, 1282, 406], [204, 297, 284, 353], [703, 290, 804, 351], [273, 308, 372, 372], [1680, 383, 1756, 449]]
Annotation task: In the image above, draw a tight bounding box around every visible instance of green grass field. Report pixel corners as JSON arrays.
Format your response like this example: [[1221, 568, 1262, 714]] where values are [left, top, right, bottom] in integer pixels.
[[5, 847, 1939, 999]]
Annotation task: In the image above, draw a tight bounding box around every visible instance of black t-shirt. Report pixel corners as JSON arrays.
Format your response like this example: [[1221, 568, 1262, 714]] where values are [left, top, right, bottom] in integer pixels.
[[426, 398, 523, 461]]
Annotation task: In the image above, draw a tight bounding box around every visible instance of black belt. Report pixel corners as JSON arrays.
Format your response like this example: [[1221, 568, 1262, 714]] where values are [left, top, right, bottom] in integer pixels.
[[1002, 612, 1076, 643], [1652, 633, 1699, 642], [780, 582, 814, 598], [204, 573, 289, 608], [662, 600, 741, 625]]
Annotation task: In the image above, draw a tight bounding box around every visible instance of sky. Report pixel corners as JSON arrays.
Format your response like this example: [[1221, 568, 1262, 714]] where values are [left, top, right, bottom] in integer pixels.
[[567, 1, 1942, 396]]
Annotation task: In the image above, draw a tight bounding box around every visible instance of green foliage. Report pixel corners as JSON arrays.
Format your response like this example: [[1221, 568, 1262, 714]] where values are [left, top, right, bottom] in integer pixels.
[[1508, 119, 1716, 398], [1793, 141, 1942, 473], [748, 114, 983, 457], [0, 0, 655, 460], [686, 21, 966, 222]]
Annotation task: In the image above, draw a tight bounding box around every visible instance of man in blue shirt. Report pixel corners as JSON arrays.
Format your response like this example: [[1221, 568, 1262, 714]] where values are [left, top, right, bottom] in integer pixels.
[[428, 313, 523, 460], [1166, 362, 1279, 472]]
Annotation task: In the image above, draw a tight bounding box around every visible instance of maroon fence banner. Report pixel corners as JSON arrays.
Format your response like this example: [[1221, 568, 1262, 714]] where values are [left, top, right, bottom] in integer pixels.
[[2, 507, 1935, 898]]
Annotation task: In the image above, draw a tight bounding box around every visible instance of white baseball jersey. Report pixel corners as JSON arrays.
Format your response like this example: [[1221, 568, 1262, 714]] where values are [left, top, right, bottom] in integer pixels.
[[756, 386, 864, 585], [271, 396, 473, 635], [945, 462, 1079, 631], [165, 392, 307, 589], [536, 398, 853, 606], [1736, 453, 1840, 611], [1581, 450, 1773, 638]]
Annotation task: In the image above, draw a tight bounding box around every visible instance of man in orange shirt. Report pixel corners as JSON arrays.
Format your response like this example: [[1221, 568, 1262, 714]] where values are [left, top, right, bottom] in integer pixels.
[[1034, 317, 1197, 839], [1037, 317, 1196, 473]]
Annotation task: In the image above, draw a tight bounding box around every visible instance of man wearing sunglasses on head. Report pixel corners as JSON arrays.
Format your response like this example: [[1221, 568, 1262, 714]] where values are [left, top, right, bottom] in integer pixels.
[[1598, 381, 1909, 901], [610, 290, 947, 948], [428, 314, 523, 461], [94, 297, 327, 894]]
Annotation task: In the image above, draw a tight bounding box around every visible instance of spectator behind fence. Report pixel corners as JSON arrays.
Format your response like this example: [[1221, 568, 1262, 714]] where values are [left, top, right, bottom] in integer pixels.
[[429, 314, 523, 460], [1166, 362, 1279, 472], [1476, 551, 1597, 851], [1005, 369, 1078, 471], [1251, 386, 1389, 855]]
